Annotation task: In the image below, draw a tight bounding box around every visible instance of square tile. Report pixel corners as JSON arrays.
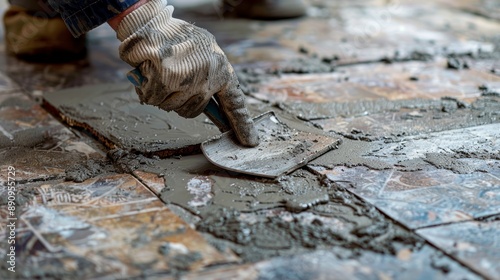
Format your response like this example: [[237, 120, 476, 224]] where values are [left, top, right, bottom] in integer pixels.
[[0, 94, 105, 183]]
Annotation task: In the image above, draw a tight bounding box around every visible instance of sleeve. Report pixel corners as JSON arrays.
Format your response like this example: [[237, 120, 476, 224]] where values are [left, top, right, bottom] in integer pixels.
[[47, 0, 142, 37]]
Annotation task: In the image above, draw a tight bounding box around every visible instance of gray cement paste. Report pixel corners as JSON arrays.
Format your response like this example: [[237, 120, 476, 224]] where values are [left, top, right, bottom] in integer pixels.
[[103, 153, 421, 263], [279, 98, 444, 121], [42, 83, 220, 157], [424, 153, 477, 174], [311, 138, 392, 170], [279, 96, 499, 129], [311, 123, 500, 175], [313, 96, 499, 142], [65, 159, 114, 182]]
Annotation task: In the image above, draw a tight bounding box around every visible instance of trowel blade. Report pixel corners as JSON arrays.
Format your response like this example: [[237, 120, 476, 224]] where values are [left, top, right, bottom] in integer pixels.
[[201, 112, 340, 179]]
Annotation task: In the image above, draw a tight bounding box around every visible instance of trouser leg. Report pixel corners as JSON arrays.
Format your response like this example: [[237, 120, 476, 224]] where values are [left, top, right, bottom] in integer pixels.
[[4, 0, 87, 62]]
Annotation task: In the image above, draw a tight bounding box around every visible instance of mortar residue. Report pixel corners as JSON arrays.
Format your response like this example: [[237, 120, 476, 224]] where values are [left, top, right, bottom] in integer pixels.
[[310, 138, 392, 170], [65, 159, 114, 182], [424, 153, 476, 174]]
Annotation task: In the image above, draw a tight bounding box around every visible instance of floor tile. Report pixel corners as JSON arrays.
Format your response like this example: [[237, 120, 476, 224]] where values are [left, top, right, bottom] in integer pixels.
[[250, 60, 500, 105], [417, 219, 500, 279], [2, 174, 237, 278], [43, 83, 221, 157], [0, 72, 21, 95], [186, 245, 481, 280], [31, 174, 164, 220], [369, 123, 500, 170], [257, 247, 481, 280], [0, 93, 105, 183], [2, 174, 160, 237], [252, 4, 497, 65], [16, 206, 236, 278]]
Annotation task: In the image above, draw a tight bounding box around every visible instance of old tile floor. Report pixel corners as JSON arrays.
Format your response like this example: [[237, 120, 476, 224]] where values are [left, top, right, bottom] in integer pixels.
[[1, 0, 499, 279]]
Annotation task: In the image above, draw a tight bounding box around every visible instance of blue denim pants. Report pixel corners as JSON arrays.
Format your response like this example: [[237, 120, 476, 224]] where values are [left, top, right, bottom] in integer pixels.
[[9, 0, 141, 37]]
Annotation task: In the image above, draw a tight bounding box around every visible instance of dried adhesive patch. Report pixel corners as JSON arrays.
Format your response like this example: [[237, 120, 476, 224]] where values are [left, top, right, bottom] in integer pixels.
[[202, 112, 341, 178]]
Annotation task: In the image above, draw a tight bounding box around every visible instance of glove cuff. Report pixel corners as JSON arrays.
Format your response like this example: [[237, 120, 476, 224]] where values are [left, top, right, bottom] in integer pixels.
[[117, 0, 173, 41]]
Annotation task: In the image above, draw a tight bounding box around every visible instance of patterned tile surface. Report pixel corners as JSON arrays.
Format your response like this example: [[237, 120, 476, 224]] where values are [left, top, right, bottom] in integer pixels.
[[251, 60, 500, 105], [0, 174, 237, 278], [417, 219, 500, 279], [0, 94, 105, 183], [186, 246, 481, 280]]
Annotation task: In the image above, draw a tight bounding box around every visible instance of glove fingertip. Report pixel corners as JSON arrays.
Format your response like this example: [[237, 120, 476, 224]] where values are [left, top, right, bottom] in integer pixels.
[[234, 119, 260, 147]]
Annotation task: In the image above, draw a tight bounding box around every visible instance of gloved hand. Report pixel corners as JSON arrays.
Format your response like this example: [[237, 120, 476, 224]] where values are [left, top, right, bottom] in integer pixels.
[[117, 0, 259, 147]]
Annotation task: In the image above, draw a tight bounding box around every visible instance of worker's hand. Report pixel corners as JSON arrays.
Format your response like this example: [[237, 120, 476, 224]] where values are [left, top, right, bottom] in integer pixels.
[[116, 0, 258, 147]]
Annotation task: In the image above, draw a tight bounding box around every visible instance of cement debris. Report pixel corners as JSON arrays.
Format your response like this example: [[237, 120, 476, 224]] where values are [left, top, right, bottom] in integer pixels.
[[447, 56, 470, 70], [65, 158, 114, 182]]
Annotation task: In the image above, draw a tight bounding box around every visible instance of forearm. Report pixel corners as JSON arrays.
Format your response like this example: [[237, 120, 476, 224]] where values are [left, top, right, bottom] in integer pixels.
[[108, 0, 149, 31], [47, 0, 144, 37]]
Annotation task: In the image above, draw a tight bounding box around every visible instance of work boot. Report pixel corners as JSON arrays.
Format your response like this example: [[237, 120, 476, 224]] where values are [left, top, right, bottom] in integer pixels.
[[223, 0, 307, 19], [3, 5, 87, 63]]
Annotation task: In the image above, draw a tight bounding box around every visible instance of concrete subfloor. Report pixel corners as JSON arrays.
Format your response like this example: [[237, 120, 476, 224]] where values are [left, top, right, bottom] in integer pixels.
[[1, 0, 500, 279]]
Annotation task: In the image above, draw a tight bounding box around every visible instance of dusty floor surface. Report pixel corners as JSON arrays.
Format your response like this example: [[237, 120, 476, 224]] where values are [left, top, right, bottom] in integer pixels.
[[1, 0, 499, 279]]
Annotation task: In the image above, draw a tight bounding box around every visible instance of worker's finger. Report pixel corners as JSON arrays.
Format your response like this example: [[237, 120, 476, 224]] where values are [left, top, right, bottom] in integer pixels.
[[216, 76, 260, 147]]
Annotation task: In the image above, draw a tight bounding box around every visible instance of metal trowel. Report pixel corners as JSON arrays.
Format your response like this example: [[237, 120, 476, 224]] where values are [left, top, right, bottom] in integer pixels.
[[202, 101, 339, 178], [127, 69, 339, 179]]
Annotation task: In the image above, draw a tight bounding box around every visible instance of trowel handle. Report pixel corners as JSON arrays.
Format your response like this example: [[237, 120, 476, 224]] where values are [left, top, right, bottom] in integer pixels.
[[203, 98, 231, 132], [126, 68, 231, 133]]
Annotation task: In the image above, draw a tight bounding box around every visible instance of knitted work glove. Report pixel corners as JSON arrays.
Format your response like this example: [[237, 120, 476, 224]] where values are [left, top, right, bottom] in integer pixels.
[[117, 0, 258, 147]]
